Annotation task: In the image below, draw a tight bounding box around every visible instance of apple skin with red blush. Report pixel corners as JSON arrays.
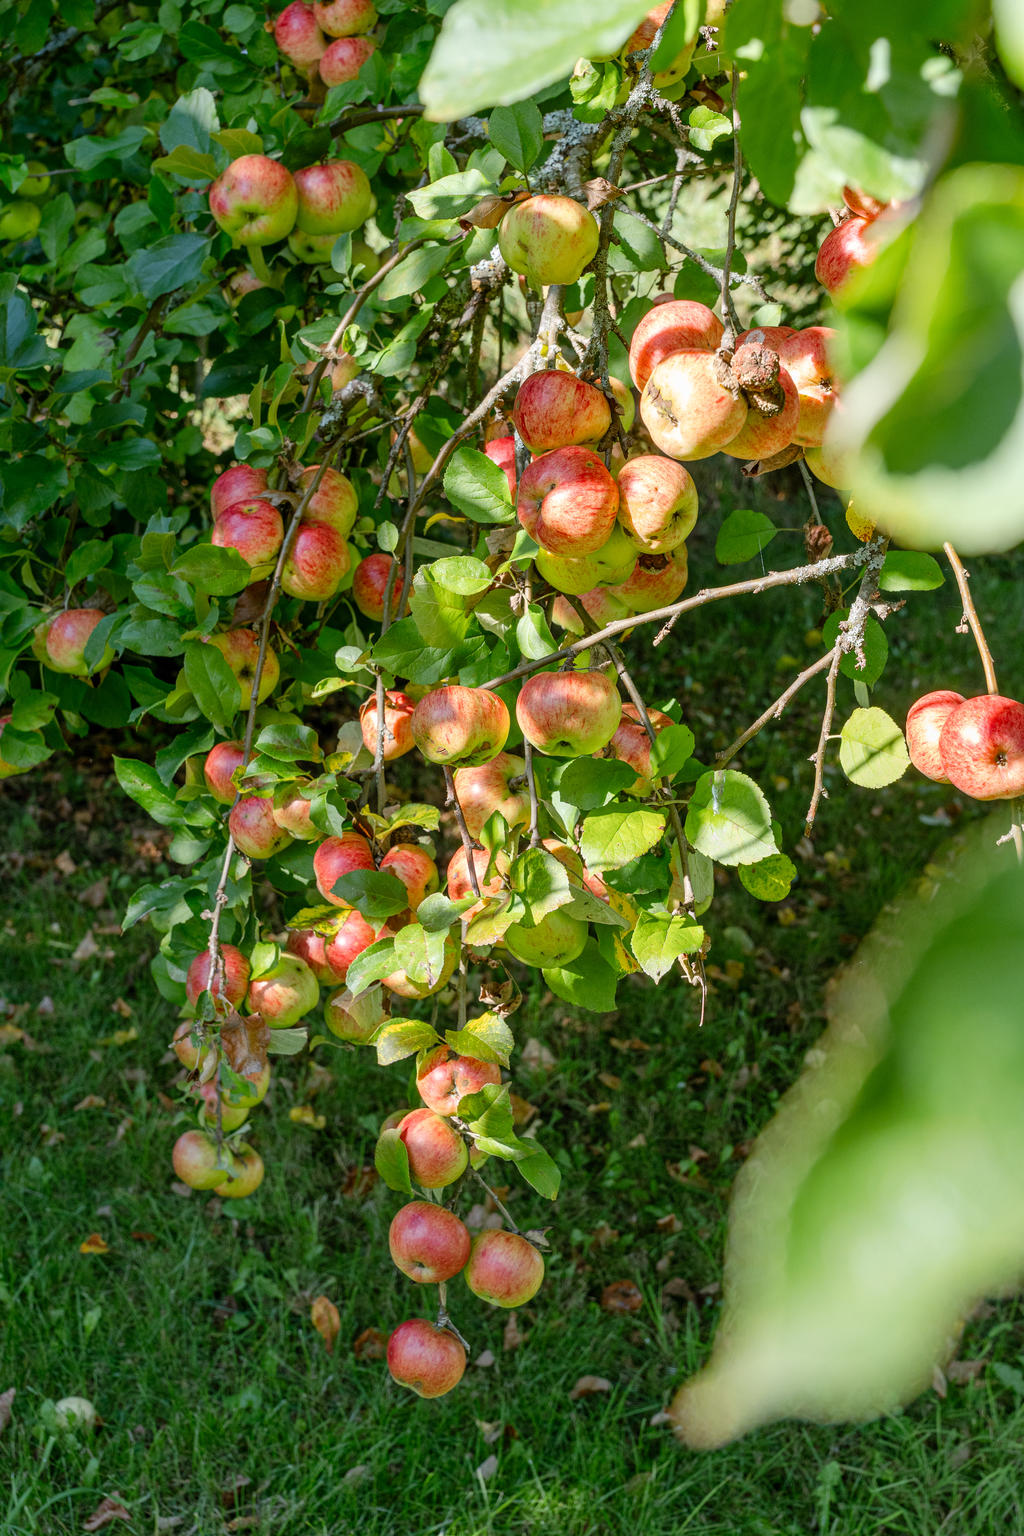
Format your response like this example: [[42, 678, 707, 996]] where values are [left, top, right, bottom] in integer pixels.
[[938, 695, 1024, 800], [905, 691, 965, 783]]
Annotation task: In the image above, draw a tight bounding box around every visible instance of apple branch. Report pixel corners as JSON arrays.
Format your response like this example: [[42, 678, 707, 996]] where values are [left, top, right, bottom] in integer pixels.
[[616, 205, 771, 303], [521, 571, 541, 848], [717, 68, 744, 346], [443, 765, 481, 897], [804, 646, 842, 836], [435, 1281, 471, 1352], [943, 541, 1000, 695]]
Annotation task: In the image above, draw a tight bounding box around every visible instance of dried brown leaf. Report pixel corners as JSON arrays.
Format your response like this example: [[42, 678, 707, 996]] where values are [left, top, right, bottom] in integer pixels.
[[600, 1280, 643, 1315], [73, 932, 100, 962], [74, 1095, 106, 1112], [520, 1037, 556, 1073], [79, 1233, 109, 1255], [55, 851, 77, 876], [474, 1349, 496, 1369], [81, 878, 109, 909], [458, 189, 529, 231], [352, 1327, 387, 1361], [946, 1359, 986, 1385], [0, 1388, 14, 1437], [219, 1011, 270, 1082], [110, 998, 133, 1019], [569, 1375, 612, 1401], [82, 1498, 131, 1531], [475, 1453, 499, 1481], [741, 443, 804, 477], [502, 1311, 523, 1352], [311, 1295, 341, 1354], [583, 177, 623, 211]]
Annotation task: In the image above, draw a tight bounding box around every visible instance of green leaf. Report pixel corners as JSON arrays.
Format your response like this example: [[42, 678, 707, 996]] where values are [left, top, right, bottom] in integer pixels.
[[508, 848, 574, 925], [420, 0, 651, 120], [65, 127, 149, 172], [579, 805, 666, 870], [114, 758, 186, 828], [443, 447, 514, 523], [488, 102, 544, 172], [182, 639, 241, 735], [127, 234, 208, 302], [444, 1011, 515, 1067], [266, 1027, 308, 1056], [374, 1127, 414, 1195], [329, 870, 409, 922], [517, 1145, 561, 1200], [650, 0, 701, 69], [685, 770, 778, 867], [739, 852, 797, 903], [375, 244, 451, 301], [878, 552, 944, 592], [253, 721, 321, 762], [342, 935, 397, 996], [425, 555, 493, 596], [715, 508, 778, 565], [151, 145, 218, 182], [838, 707, 910, 789], [406, 170, 494, 220], [65, 539, 111, 587], [392, 923, 449, 986], [649, 722, 695, 779], [688, 106, 733, 154], [160, 87, 219, 155], [0, 280, 51, 373], [553, 756, 636, 815], [516, 603, 558, 660], [630, 911, 704, 982], [543, 939, 619, 1013], [374, 1019, 441, 1066], [0, 458, 68, 532], [171, 545, 252, 596], [417, 891, 477, 931]]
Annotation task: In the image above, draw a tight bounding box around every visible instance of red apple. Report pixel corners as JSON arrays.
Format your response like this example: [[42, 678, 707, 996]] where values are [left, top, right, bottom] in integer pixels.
[[352, 552, 402, 621], [186, 944, 250, 1009], [319, 34, 375, 83], [512, 371, 611, 455], [516, 670, 622, 757], [274, 1, 326, 70], [359, 690, 416, 761], [484, 435, 516, 497], [615, 455, 698, 552], [815, 216, 876, 294], [313, 830, 376, 905], [452, 752, 530, 840], [211, 464, 268, 519], [735, 325, 797, 352], [517, 446, 619, 556], [641, 350, 748, 460], [605, 702, 675, 794], [389, 1201, 472, 1283], [212, 497, 284, 569], [416, 1046, 501, 1116], [387, 1319, 466, 1398], [534, 524, 636, 595], [207, 630, 280, 709], [204, 740, 246, 804], [247, 952, 320, 1026], [229, 794, 293, 859], [397, 1107, 468, 1188], [281, 520, 351, 600], [905, 691, 966, 783], [498, 194, 600, 287], [314, 0, 376, 35], [172, 1018, 214, 1072], [720, 363, 800, 460], [608, 546, 688, 612], [172, 1129, 238, 1191], [214, 1144, 265, 1199], [551, 587, 632, 635], [208, 155, 299, 246], [445, 845, 506, 907], [628, 300, 724, 392], [411, 686, 510, 767], [803, 439, 854, 490], [294, 160, 373, 236], [197, 1083, 250, 1134], [938, 695, 1024, 800], [297, 465, 359, 534], [379, 844, 438, 912], [323, 908, 382, 979], [44, 609, 114, 676], [463, 1229, 544, 1307], [287, 926, 347, 983], [271, 780, 319, 841], [843, 186, 887, 219], [774, 328, 838, 447]]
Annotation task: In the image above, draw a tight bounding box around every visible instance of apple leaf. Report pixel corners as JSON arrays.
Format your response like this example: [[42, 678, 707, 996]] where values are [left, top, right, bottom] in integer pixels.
[[374, 244, 451, 302], [374, 1127, 413, 1195], [265, 1026, 309, 1056], [488, 103, 545, 173], [688, 106, 733, 154], [417, 891, 477, 931], [629, 911, 704, 982], [374, 1019, 440, 1066], [553, 757, 637, 816], [444, 1011, 515, 1067], [739, 852, 797, 903], [342, 936, 397, 996], [579, 806, 666, 870], [328, 871, 409, 923], [878, 552, 944, 591], [649, 722, 696, 779], [509, 848, 574, 925], [443, 447, 514, 524], [391, 923, 449, 986], [170, 545, 252, 596], [685, 770, 778, 867], [715, 508, 778, 566], [182, 640, 241, 736], [839, 707, 910, 788], [406, 170, 495, 220], [542, 939, 619, 1012]]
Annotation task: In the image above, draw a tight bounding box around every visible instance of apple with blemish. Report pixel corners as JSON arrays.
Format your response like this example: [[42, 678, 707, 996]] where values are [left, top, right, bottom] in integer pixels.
[[319, 33, 375, 83], [209, 155, 298, 246], [186, 945, 250, 1010], [172, 1129, 238, 1191], [247, 953, 320, 1026], [641, 350, 747, 460], [229, 793, 293, 859], [628, 300, 724, 392], [212, 498, 284, 569], [535, 524, 637, 596], [215, 1144, 265, 1199], [204, 741, 246, 804], [905, 691, 965, 783], [172, 1018, 214, 1072], [389, 1201, 471, 1283], [720, 363, 800, 460], [359, 690, 416, 761], [411, 685, 510, 767], [609, 546, 687, 612], [938, 695, 1024, 800], [314, 0, 376, 34], [615, 455, 697, 552], [498, 194, 599, 288], [517, 670, 622, 757], [397, 1107, 468, 1188], [207, 629, 280, 709], [211, 465, 268, 519], [417, 1047, 501, 1116], [452, 752, 530, 840], [464, 1229, 545, 1307], [512, 371, 611, 455], [313, 830, 375, 905], [294, 160, 373, 235], [774, 328, 838, 447], [517, 446, 619, 556], [44, 609, 114, 676], [352, 553, 402, 621], [387, 1319, 466, 1398]]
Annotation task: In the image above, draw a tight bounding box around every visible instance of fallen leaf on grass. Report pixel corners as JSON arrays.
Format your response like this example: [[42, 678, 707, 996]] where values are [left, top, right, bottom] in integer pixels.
[[343, 1466, 370, 1486], [311, 1296, 340, 1354], [475, 1454, 499, 1481], [130, 1232, 157, 1243], [502, 1312, 522, 1352], [36, 996, 55, 1017], [520, 1038, 555, 1073], [82, 1498, 130, 1531], [74, 1095, 106, 1112], [73, 932, 100, 962], [289, 1105, 326, 1129], [569, 1375, 612, 1401], [947, 1359, 986, 1385], [0, 1388, 14, 1437], [352, 1328, 387, 1361], [601, 1280, 643, 1314], [55, 851, 77, 876], [219, 1473, 252, 1510], [96, 1028, 137, 1047], [110, 998, 132, 1018], [79, 1234, 109, 1255], [474, 1350, 496, 1369]]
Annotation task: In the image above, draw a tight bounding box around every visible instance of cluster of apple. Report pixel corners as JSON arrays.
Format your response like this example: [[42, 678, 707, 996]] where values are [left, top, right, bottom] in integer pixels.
[[208, 152, 372, 266], [905, 691, 1024, 800], [273, 0, 378, 90]]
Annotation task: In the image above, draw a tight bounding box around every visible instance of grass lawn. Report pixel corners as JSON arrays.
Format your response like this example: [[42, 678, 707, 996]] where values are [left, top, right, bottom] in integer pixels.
[[5, 486, 1024, 1535]]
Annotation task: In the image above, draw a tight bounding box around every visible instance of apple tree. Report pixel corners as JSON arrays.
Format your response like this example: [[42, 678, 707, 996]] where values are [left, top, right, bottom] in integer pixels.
[[2, 0, 1023, 1424]]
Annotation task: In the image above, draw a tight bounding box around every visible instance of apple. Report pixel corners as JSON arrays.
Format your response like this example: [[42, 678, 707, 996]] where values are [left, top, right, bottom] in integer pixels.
[[735, 325, 797, 351], [512, 371, 611, 455], [615, 454, 698, 551], [505, 907, 588, 967], [498, 194, 600, 287], [905, 691, 966, 783], [359, 690, 416, 761], [417, 1046, 501, 1115], [382, 932, 458, 998], [287, 926, 347, 983], [719, 363, 800, 460], [609, 374, 636, 434], [605, 702, 675, 794], [323, 983, 388, 1042], [314, 830, 376, 905], [628, 300, 724, 392], [281, 521, 351, 600], [186, 944, 250, 1010], [247, 952, 320, 1026], [0, 201, 41, 241], [608, 546, 688, 612], [211, 464, 269, 519], [197, 1085, 250, 1134], [803, 437, 854, 491], [288, 230, 339, 264], [815, 216, 875, 294], [172, 1129, 238, 1191], [200, 1061, 270, 1120], [411, 685, 510, 767], [207, 630, 280, 709], [446, 845, 507, 905], [379, 844, 439, 911], [314, 0, 376, 35], [551, 586, 632, 635], [171, 1018, 214, 1073], [229, 794, 292, 859], [352, 553, 401, 621], [302, 353, 359, 393], [274, 1, 326, 70], [319, 34, 375, 84], [484, 435, 516, 498], [397, 1107, 468, 1188], [204, 740, 246, 804], [387, 1319, 466, 1398], [209, 155, 299, 246], [18, 162, 51, 199], [44, 609, 114, 676], [774, 328, 838, 447], [517, 446, 619, 556], [323, 908, 382, 979], [641, 350, 748, 460], [225, 268, 267, 302], [463, 1229, 544, 1307], [452, 752, 530, 840], [534, 524, 637, 595], [271, 780, 319, 841], [389, 1201, 472, 1283], [938, 695, 1024, 800], [297, 465, 359, 535], [212, 497, 284, 569], [294, 161, 373, 235], [214, 1144, 265, 1199], [517, 670, 622, 757]]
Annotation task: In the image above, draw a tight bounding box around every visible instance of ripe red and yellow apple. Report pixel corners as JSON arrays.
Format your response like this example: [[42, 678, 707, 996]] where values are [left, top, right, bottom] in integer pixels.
[[294, 161, 373, 235], [314, 0, 376, 35], [516, 670, 622, 757], [207, 630, 280, 709], [397, 1107, 468, 1188], [641, 350, 748, 460], [389, 1201, 471, 1283], [229, 793, 293, 859], [411, 686, 510, 768], [464, 1229, 545, 1307], [44, 609, 114, 676], [498, 194, 600, 288], [937, 695, 1024, 800], [212, 497, 284, 569], [512, 371, 611, 455], [534, 524, 637, 595], [517, 446, 619, 556], [416, 1047, 501, 1116], [351, 553, 401, 621], [615, 455, 698, 552], [173, 1129, 238, 1190], [313, 830, 375, 905], [452, 752, 530, 840], [628, 300, 723, 392], [319, 33, 375, 83], [247, 952, 320, 1026], [609, 547, 688, 612], [209, 155, 299, 246], [359, 690, 416, 761], [186, 945, 250, 1010], [281, 520, 351, 601], [387, 1319, 466, 1398], [211, 465, 268, 519], [215, 1144, 265, 1199]]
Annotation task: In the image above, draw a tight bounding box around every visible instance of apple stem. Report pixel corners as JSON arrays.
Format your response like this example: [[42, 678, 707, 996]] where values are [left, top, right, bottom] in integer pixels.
[[247, 245, 278, 288], [943, 542, 999, 695]]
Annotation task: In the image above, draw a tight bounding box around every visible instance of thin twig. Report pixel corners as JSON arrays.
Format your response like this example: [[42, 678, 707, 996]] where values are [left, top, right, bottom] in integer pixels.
[[943, 541, 999, 695], [804, 645, 842, 836], [444, 765, 481, 897], [718, 647, 838, 768], [718, 68, 743, 344]]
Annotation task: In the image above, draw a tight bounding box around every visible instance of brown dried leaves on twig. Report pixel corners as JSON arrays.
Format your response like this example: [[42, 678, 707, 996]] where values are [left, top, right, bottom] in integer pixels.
[[218, 1010, 270, 1082], [459, 190, 530, 232]]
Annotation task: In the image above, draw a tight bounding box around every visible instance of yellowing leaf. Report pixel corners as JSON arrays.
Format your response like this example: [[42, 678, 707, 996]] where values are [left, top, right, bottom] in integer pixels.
[[290, 1105, 326, 1130], [78, 1234, 110, 1255], [311, 1295, 341, 1354]]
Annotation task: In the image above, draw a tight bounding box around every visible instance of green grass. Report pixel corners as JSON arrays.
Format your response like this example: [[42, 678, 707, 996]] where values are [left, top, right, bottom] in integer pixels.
[[5, 499, 1024, 1534]]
